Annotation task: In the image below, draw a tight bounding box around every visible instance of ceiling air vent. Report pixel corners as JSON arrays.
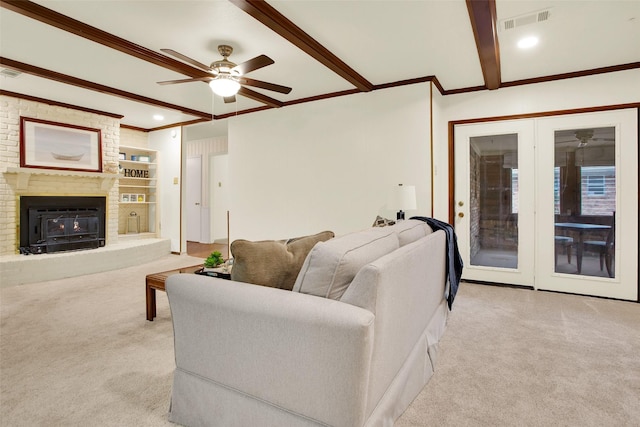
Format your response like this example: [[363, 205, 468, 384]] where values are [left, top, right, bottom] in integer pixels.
[[0, 68, 22, 78], [501, 8, 551, 32]]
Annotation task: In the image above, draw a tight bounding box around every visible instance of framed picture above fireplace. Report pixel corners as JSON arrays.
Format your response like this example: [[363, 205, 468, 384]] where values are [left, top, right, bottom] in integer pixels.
[[20, 117, 103, 172]]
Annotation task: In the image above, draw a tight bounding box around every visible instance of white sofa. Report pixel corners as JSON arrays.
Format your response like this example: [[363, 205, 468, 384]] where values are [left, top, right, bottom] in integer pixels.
[[166, 219, 449, 427]]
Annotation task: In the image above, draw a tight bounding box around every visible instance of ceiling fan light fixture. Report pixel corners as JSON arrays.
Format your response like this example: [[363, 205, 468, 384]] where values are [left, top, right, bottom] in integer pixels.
[[575, 129, 594, 148], [209, 75, 240, 97]]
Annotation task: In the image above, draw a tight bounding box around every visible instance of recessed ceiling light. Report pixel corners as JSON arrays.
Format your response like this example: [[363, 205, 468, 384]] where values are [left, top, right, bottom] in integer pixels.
[[153, 114, 164, 121], [517, 36, 539, 49]]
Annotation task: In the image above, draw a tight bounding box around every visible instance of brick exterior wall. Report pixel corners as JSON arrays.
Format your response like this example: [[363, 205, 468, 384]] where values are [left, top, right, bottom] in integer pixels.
[[0, 95, 121, 255], [581, 174, 616, 215], [469, 147, 481, 258]]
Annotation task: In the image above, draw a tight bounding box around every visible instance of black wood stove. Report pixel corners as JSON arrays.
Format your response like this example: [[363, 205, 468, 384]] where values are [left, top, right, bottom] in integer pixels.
[[19, 196, 106, 254]]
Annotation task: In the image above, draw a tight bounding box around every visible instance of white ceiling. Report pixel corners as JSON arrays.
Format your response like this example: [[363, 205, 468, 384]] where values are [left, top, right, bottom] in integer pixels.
[[1, 0, 638, 130]]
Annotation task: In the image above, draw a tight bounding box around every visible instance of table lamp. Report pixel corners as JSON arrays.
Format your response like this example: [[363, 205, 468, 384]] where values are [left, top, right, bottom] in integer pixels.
[[396, 184, 416, 220]]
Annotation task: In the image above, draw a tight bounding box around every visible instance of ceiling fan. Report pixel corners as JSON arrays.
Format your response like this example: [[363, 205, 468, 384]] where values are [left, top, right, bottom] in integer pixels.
[[574, 129, 615, 148], [575, 129, 594, 148], [157, 45, 292, 103]]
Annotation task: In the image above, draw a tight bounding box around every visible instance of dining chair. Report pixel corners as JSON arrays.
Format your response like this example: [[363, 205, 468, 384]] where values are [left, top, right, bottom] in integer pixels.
[[554, 235, 573, 266], [583, 212, 615, 277]]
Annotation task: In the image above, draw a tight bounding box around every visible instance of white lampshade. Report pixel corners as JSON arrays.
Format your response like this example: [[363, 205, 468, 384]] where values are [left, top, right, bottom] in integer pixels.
[[396, 184, 417, 210], [209, 75, 241, 97], [393, 184, 416, 220]]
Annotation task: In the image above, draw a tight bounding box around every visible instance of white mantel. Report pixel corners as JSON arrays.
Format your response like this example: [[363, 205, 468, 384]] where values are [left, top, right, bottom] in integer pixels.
[[4, 167, 118, 192]]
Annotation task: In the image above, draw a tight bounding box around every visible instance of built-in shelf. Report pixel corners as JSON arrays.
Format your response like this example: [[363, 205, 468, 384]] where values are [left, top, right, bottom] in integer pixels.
[[118, 232, 158, 241], [118, 175, 156, 180], [118, 145, 158, 236], [5, 167, 118, 191], [120, 160, 157, 167], [119, 202, 156, 205]]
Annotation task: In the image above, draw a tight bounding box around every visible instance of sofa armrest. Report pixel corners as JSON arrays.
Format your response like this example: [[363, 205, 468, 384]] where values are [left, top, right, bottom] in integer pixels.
[[166, 274, 375, 427]]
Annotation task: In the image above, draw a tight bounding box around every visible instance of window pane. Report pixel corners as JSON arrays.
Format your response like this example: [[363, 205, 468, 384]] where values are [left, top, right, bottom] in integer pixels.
[[582, 166, 615, 214], [554, 167, 560, 214]]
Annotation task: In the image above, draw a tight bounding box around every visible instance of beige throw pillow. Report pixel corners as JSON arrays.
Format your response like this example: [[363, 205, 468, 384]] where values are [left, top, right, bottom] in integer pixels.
[[230, 231, 335, 291]]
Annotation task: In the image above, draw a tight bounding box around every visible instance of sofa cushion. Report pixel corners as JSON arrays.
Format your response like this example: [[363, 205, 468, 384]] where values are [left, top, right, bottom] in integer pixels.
[[230, 231, 335, 291], [293, 228, 399, 300], [385, 219, 433, 246]]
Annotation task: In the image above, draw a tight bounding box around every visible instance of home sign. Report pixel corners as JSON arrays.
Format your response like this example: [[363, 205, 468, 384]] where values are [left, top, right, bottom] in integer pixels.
[[122, 168, 149, 178]]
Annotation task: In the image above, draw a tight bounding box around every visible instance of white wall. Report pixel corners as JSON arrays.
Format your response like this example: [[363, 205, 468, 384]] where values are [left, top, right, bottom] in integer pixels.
[[430, 83, 446, 221], [228, 84, 432, 241], [149, 127, 182, 252], [432, 68, 640, 220]]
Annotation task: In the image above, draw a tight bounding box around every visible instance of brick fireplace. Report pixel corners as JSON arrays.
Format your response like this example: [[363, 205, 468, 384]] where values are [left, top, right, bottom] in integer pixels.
[[0, 94, 120, 256], [1, 95, 172, 286]]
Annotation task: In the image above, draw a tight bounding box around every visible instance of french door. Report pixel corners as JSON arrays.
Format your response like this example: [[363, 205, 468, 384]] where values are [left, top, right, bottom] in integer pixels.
[[454, 120, 536, 287], [535, 110, 637, 299], [454, 109, 638, 300]]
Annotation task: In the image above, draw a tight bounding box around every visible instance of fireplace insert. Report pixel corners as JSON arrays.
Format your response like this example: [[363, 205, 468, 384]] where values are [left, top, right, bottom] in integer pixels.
[[19, 196, 106, 254]]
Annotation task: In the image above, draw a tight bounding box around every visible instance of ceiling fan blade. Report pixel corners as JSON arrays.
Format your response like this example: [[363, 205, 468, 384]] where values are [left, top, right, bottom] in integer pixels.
[[237, 86, 283, 108], [161, 48, 211, 72], [224, 95, 236, 104], [233, 55, 274, 75], [239, 77, 292, 94], [157, 77, 212, 85]]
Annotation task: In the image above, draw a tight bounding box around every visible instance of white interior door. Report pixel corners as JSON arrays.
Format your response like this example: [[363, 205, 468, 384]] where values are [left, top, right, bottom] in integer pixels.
[[454, 120, 536, 287], [210, 154, 230, 242], [186, 156, 202, 242], [535, 109, 638, 300]]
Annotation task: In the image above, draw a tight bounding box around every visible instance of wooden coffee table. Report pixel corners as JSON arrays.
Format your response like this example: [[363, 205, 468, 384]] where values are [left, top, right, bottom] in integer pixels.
[[145, 264, 203, 321]]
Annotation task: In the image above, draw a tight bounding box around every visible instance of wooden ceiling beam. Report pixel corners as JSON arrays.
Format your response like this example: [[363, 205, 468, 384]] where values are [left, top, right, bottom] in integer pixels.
[[0, 90, 124, 119], [0, 57, 213, 120], [0, 0, 210, 79], [0, 0, 286, 108], [466, 0, 501, 90], [230, 0, 373, 92]]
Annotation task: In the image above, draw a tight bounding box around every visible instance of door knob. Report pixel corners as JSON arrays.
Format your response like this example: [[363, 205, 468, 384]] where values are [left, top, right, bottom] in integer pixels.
[[458, 201, 464, 206], [458, 212, 464, 218]]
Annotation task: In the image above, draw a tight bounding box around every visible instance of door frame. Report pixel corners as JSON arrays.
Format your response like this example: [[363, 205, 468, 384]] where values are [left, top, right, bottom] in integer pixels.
[[448, 103, 640, 301]]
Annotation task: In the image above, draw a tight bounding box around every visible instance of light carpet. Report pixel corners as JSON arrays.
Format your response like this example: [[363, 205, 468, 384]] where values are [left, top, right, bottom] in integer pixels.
[[1, 255, 639, 426]]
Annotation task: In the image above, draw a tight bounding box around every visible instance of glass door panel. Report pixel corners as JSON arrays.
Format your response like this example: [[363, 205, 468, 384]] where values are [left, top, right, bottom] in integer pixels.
[[553, 127, 616, 278], [469, 134, 518, 269]]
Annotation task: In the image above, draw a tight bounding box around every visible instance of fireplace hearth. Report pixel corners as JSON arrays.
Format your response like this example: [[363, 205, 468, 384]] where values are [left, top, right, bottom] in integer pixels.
[[19, 196, 106, 254]]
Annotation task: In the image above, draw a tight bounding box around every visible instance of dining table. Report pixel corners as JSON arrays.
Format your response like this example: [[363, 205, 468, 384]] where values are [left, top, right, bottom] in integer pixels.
[[554, 222, 611, 274]]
